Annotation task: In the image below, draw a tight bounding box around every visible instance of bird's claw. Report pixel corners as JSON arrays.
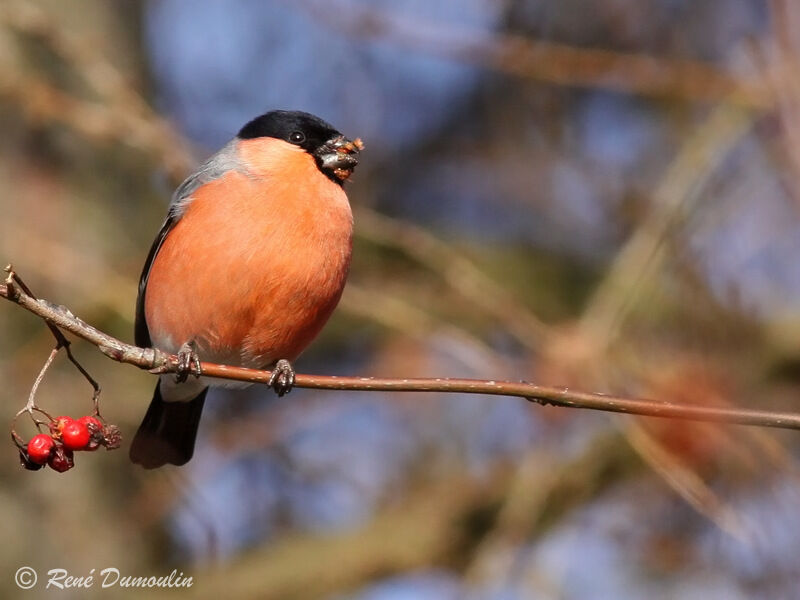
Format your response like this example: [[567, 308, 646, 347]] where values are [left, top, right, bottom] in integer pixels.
[[176, 341, 202, 383], [269, 359, 295, 397]]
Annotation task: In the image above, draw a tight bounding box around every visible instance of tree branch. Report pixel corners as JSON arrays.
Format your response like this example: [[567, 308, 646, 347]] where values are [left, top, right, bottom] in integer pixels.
[[4, 275, 800, 432], [297, 0, 772, 110]]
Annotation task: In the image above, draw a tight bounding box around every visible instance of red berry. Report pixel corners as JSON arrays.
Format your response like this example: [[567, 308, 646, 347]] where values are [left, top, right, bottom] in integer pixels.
[[61, 420, 90, 451], [26, 434, 55, 464], [78, 416, 104, 451], [55, 415, 73, 429], [78, 415, 102, 429], [48, 445, 74, 472], [50, 415, 73, 436]]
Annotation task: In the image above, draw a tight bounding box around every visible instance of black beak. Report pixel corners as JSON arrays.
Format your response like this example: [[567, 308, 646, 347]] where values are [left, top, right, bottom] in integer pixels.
[[315, 135, 363, 182]]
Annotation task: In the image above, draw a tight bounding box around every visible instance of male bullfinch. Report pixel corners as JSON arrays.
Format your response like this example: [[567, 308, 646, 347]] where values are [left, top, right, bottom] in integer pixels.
[[130, 110, 362, 469]]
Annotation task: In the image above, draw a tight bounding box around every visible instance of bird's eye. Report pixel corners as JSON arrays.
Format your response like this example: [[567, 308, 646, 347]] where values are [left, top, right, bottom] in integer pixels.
[[289, 131, 306, 144]]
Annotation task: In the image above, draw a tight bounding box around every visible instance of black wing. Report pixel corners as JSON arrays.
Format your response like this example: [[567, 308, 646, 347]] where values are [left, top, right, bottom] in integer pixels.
[[134, 214, 177, 348]]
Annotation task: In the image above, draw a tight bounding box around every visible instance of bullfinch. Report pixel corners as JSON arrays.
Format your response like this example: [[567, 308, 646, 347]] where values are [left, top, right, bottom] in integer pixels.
[[130, 110, 361, 469]]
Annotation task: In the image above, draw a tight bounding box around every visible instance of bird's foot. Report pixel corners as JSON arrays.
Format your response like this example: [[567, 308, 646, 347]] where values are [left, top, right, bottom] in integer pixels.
[[269, 359, 295, 397], [175, 341, 202, 383]]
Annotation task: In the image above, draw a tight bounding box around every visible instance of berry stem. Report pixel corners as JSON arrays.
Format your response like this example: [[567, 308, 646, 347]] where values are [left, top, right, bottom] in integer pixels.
[[10, 347, 58, 445], [5, 266, 102, 409], [26, 347, 58, 421]]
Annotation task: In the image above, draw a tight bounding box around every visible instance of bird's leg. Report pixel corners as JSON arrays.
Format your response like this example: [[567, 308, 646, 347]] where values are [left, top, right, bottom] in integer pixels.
[[175, 340, 202, 383], [268, 359, 295, 397]]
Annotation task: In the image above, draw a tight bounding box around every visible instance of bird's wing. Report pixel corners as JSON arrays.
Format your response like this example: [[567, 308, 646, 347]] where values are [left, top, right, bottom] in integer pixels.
[[135, 141, 243, 348], [135, 213, 177, 347]]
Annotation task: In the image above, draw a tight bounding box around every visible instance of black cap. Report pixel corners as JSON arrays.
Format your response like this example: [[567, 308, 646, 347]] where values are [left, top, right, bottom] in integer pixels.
[[238, 110, 342, 156]]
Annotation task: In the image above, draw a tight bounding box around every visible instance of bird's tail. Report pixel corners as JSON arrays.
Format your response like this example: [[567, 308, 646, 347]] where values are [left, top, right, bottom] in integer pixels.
[[129, 383, 207, 469]]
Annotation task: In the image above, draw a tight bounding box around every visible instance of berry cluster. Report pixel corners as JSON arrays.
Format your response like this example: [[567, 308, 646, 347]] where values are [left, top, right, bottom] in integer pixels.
[[6, 267, 121, 473], [16, 415, 121, 473]]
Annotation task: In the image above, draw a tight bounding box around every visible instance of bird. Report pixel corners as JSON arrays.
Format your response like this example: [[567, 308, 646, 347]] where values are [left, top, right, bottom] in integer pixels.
[[129, 110, 362, 469]]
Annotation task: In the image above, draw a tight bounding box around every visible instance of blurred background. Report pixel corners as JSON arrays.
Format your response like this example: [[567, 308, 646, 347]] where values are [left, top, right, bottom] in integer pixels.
[[1, 0, 800, 598]]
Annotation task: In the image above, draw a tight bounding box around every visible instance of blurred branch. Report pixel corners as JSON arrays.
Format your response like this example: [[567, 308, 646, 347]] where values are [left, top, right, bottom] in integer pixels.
[[159, 469, 511, 600], [5, 268, 800, 431], [355, 207, 550, 350], [625, 421, 749, 540], [0, 0, 194, 179], [578, 103, 755, 346], [342, 282, 507, 372], [0, 0, 150, 112], [766, 0, 800, 210], [463, 433, 638, 589], [0, 68, 193, 179], [298, 0, 772, 109], [570, 101, 782, 529]]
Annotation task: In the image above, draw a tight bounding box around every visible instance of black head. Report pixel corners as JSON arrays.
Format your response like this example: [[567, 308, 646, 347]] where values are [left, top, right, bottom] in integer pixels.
[[238, 110, 339, 153], [238, 110, 361, 184]]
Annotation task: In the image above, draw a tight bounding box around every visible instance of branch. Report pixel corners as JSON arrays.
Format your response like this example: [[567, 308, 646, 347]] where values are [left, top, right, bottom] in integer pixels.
[[297, 0, 772, 110], [3, 274, 800, 432]]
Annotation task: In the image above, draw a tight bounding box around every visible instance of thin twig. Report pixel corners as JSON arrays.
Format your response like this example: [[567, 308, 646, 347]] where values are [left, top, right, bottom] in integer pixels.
[[22, 347, 58, 426], [5, 266, 101, 402], [3, 275, 800, 432]]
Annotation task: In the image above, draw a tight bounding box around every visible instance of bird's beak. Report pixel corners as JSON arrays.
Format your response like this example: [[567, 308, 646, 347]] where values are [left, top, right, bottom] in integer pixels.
[[315, 136, 364, 182]]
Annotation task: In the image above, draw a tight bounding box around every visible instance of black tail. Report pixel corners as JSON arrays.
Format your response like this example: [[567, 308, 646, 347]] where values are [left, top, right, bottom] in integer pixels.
[[129, 384, 207, 469]]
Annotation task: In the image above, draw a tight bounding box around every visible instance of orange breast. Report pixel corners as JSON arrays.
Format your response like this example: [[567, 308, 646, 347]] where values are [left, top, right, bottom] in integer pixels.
[[144, 139, 353, 367]]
